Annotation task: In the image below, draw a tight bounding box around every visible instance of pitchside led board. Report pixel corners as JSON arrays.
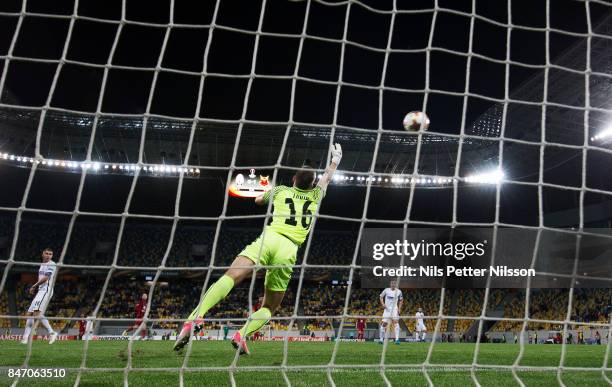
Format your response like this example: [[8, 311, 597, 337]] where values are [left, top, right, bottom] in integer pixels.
[[228, 169, 272, 198]]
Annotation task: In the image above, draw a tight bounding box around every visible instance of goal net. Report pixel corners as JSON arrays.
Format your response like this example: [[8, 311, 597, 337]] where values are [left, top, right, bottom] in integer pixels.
[[0, 0, 611, 385]]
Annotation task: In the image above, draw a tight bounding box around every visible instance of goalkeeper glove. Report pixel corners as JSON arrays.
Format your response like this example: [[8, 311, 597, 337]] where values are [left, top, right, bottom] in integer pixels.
[[331, 143, 342, 165]]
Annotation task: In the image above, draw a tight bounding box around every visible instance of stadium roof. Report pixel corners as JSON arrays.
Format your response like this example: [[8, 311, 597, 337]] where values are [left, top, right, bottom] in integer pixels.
[[1, 0, 611, 223]]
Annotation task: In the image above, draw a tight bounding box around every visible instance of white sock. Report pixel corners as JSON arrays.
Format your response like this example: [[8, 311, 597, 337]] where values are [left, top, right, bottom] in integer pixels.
[[379, 325, 385, 341], [23, 318, 34, 341], [394, 324, 400, 340], [40, 318, 55, 334], [422, 332, 426, 340], [415, 332, 419, 340]]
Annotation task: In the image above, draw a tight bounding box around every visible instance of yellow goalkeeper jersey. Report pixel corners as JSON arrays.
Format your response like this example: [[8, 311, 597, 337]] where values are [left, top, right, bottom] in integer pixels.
[[262, 185, 325, 245]]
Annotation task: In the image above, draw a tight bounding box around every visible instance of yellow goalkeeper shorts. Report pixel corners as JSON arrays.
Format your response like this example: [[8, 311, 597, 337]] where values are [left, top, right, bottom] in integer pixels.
[[238, 229, 298, 292]]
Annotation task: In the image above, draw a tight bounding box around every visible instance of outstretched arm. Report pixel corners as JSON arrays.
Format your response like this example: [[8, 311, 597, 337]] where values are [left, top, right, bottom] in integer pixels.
[[255, 193, 267, 206], [255, 186, 275, 206], [317, 143, 342, 191]]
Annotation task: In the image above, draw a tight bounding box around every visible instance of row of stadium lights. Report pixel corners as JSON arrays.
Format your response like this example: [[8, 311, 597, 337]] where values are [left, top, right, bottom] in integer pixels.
[[590, 127, 612, 142], [328, 174, 455, 184], [0, 153, 201, 175], [1, 152, 504, 185], [323, 169, 505, 185]]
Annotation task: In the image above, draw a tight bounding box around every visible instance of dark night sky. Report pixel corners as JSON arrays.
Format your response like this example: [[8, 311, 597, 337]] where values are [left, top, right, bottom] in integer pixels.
[[1, 0, 608, 125], [0, 0, 611, 227]]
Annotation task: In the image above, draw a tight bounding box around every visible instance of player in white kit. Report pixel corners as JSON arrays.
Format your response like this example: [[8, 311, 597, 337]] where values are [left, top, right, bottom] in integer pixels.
[[379, 280, 403, 345], [415, 307, 427, 341], [21, 248, 58, 345]]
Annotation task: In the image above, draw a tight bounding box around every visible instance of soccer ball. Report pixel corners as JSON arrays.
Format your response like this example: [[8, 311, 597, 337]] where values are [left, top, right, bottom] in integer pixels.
[[403, 111, 430, 131]]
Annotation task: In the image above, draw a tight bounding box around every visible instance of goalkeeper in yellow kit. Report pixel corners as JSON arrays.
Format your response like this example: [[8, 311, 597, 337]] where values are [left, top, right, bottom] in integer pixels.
[[174, 143, 343, 354]]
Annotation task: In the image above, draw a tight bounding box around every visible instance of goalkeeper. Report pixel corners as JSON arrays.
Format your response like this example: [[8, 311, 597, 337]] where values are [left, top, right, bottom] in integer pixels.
[[174, 144, 343, 354]]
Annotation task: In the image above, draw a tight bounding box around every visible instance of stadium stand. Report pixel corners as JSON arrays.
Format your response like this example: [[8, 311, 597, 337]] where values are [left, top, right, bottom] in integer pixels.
[[1, 218, 609, 338]]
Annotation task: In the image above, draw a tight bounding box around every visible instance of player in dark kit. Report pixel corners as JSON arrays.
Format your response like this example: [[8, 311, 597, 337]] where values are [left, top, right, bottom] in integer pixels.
[[122, 293, 148, 339], [78, 319, 86, 340], [252, 297, 264, 341], [356, 318, 366, 340]]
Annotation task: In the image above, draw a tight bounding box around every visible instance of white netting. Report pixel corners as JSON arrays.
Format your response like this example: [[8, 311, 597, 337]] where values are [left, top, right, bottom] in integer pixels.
[[0, 0, 611, 386]]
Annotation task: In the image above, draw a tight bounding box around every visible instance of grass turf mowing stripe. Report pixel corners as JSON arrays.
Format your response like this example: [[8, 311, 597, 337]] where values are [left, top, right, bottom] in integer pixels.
[[0, 341, 608, 386]]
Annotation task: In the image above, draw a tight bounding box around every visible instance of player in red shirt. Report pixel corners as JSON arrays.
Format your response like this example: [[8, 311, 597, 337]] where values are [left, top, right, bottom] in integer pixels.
[[78, 319, 86, 340], [252, 296, 263, 312], [252, 297, 264, 341], [356, 318, 366, 340], [122, 294, 148, 339]]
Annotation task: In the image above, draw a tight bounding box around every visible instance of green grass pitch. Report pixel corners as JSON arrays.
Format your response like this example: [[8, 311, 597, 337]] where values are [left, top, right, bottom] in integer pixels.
[[0, 340, 609, 386]]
